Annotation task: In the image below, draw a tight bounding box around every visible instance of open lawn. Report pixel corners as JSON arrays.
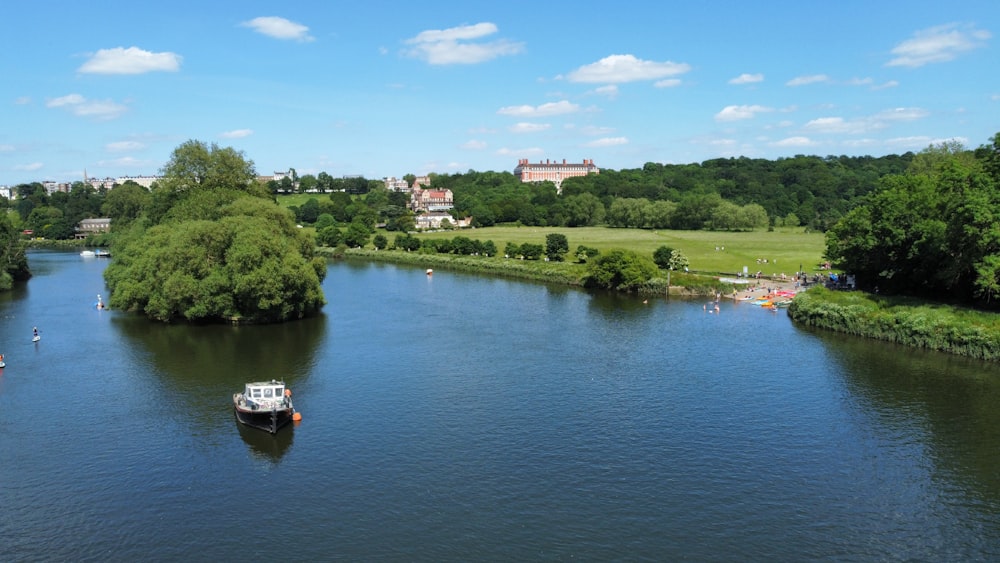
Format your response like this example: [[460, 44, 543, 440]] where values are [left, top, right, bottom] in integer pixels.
[[414, 225, 829, 276]]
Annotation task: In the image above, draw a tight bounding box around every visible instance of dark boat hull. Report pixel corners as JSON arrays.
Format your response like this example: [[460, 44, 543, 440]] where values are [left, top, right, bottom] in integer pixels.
[[234, 406, 294, 434]]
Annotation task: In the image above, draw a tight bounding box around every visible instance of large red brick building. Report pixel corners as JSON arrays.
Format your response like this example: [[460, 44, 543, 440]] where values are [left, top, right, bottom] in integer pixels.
[[513, 158, 599, 191]]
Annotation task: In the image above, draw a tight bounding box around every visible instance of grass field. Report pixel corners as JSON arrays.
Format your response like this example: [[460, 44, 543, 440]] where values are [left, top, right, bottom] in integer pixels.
[[275, 195, 830, 276], [415, 225, 829, 276]]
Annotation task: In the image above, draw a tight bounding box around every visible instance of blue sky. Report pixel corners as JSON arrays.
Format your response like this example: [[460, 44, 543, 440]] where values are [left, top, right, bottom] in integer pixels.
[[2, 1, 998, 185]]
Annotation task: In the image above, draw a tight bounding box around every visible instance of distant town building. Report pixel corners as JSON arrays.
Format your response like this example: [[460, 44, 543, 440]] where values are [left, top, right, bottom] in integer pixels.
[[413, 176, 431, 188], [384, 177, 411, 192], [414, 212, 471, 230], [513, 158, 599, 191], [0, 186, 12, 200], [76, 217, 112, 239], [410, 187, 454, 213], [115, 175, 160, 189]]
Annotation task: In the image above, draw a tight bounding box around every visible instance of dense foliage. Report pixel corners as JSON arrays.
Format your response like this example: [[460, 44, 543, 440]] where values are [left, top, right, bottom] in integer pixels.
[[824, 133, 1000, 306], [788, 287, 1000, 360], [103, 141, 326, 323], [0, 212, 30, 290]]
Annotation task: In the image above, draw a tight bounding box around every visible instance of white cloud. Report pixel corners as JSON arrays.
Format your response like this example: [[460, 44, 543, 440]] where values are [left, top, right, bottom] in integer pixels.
[[15, 96, 31, 105], [404, 22, 523, 65], [874, 107, 929, 121], [241, 16, 314, 42], [804, 107, 929, 135], [803, 117, 872, 135], [887, 23, 990, 67], [873, 80, 899, 90], [509, 122, 551, 133], [0, 144, 14, 152], [771, 136, 816, 147], [46, 93, 128, 120], [496, 147, 544, 157], [106, 141, 145, 152], [714, 104, 773, 122], [14, 162, 43, 171], [786, 74, 830, 86], [97, 156, 151, 168], [567, 54, 691, 83], [584, 137, 628, 147], [654, 78, 682, 88], [78, 47, 181, 74], [219, 129, 254, 139], [594, 85, 619, 99], [460, 139, 487, 150], [497, 100, 579, 117], [729, 73, 763, 85], [578, 125, 616, 136]]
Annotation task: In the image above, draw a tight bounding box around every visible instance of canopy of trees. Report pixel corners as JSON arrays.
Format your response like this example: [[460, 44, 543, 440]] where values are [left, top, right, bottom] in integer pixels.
[[103, 140, 326, 323], [825, 133, 1000, 306], [0, 212, 30, 290]]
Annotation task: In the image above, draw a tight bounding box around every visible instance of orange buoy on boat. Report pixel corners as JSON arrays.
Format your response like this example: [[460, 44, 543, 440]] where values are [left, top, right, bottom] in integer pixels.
[[292, 412, 302, 422]]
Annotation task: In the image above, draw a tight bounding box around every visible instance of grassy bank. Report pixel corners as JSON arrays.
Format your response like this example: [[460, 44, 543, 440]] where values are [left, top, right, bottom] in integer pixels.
[[788, 287, 1000, 360], [414, 225, 827, 277], [329, 247, 733, 296]]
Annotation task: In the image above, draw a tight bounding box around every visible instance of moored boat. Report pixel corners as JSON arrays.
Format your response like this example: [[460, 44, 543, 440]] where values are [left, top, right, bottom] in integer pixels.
[[233, 380, 296, 434]]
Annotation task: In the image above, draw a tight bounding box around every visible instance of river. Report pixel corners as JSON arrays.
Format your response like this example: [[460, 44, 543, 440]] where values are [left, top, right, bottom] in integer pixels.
[[2, 250, 999, 561]]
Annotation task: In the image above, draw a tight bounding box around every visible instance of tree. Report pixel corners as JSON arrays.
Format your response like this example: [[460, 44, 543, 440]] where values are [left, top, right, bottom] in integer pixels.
[[585, 249, 659, 291], [653, 246, 674, 269], [545, 233, 569, 261], [520, 243, 544, 260], [102, 182, 150, 227], [103, 141, 326, 323], [0, 211, 30, 290], [316, 225, 343, 247], [372, 233, 388, 250], [343, 220, 371, 248], [668, 249, 690, 272]]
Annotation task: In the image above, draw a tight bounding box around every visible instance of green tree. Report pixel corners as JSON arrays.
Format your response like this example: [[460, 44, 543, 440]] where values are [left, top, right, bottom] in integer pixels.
[[102, 181, 150, 227], [520, 243, 544, 260], [316, 226, 343, 247], [372, 233, 388, 250], [653, 246, 674, 269], [585, 249, 659, 291], [545, 233, 569, 261], [0, 211, 30, 290], [343, 220, 371, 248], [104, 141, 326, 323]]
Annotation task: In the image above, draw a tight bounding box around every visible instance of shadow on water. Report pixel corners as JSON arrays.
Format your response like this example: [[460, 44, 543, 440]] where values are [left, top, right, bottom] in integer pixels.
[[809, 326, 1000, 505], [236, 416, 296, 462], [108, 312, 328, 436]]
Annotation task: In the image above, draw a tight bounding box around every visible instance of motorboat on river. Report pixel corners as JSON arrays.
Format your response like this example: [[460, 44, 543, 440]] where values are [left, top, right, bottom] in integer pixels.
[[233, 380, 296, 434]]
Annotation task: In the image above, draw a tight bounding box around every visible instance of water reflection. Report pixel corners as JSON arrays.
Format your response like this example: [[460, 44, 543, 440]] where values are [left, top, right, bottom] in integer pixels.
[[236, 417, 296, 462], [814, 327, 1000, 505], [109, 312, 328, 425]]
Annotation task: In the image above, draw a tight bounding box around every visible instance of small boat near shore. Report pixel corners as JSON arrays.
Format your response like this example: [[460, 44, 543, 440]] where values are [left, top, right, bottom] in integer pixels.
[[233, 380, 297, 434], [80, 250, 96, 258]]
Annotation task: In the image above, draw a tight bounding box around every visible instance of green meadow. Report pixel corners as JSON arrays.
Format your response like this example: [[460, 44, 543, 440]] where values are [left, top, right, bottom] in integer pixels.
[[415, 225, 828, 276]]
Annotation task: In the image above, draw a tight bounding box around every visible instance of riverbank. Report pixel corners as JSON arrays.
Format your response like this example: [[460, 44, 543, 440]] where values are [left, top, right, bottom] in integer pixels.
[[331, 247, 738, 296], [787, 287, 1000, 361]]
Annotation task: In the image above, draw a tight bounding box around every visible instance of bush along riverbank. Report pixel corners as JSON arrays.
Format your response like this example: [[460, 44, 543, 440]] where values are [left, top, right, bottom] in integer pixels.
[[328, 247, 732, 297], [788, 287, 1000, 361]]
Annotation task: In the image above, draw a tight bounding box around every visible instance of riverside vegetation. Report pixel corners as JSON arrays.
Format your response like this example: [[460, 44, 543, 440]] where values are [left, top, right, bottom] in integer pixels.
[[6, 134, 1000, 357]]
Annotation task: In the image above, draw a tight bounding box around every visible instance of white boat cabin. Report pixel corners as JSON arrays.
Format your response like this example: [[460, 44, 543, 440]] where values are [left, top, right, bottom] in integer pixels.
[[242, 380, 288, 408]]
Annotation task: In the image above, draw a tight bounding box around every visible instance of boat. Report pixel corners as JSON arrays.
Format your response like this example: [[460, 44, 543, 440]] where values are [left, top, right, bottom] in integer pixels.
[[80, 250, 96, 258], [94, 249, 111, 257], [233, 380, 296, 434]]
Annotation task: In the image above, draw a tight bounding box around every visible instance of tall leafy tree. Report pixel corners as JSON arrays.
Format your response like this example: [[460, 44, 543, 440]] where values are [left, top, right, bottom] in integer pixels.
[[104, 141, 326, 323]]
